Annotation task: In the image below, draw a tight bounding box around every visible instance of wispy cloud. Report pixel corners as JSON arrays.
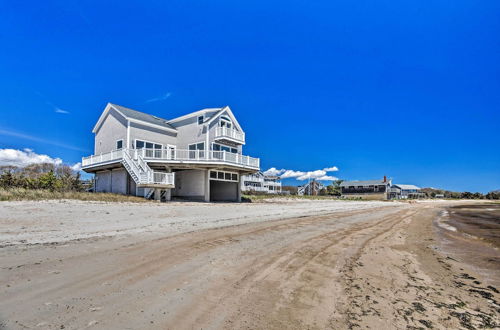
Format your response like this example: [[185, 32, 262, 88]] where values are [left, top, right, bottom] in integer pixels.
[[145, 92, 172, 103], [55, 108, 70, 114], [34, 91, 72, 115], [0, 128, 87, 152], [263, 166, 340, 181]]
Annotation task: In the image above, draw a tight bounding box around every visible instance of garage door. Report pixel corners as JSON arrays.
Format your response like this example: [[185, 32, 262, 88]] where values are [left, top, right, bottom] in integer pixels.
[[209, 170, 239, 202], [210, 180, 238, 201]]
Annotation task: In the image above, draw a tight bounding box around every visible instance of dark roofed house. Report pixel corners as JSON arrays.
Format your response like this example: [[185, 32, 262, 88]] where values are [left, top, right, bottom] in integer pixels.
[[340, 176, 392, 200]]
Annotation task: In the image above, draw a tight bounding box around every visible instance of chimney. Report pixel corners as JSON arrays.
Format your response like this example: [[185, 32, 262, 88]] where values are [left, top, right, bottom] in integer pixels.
[[383, 175, 387, 183]]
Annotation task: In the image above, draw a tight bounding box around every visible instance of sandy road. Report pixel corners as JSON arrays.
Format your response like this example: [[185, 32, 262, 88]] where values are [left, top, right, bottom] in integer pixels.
[[1, 201, 498, 329]]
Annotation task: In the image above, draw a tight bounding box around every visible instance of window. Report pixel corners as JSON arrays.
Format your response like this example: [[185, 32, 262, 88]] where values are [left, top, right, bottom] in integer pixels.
[[198, 115, 204, 125], [188, 142, 205, 151], [116, 140, 123, 150], [219, 116, 232, 129], [209, 170, 239, 182], [135, 140, 144, 149], [212, 143, 237, 153], [135, 140, 162, 150], [188, 142, 205, 158], [135, 140, 163, 158]]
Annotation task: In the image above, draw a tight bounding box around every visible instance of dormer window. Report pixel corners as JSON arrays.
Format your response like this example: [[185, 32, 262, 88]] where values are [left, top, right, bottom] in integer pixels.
[[219, 116, 232, 129], [197, 115, 204, 125]]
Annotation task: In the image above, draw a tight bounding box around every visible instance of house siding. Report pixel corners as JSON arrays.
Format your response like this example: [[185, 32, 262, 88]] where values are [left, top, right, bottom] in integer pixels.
[[94, 108, 127, 154], [128, 122, 177, 149], [95, 169, 128, 194], [172, 169, 206, 200], [171, 117, 206, 150]]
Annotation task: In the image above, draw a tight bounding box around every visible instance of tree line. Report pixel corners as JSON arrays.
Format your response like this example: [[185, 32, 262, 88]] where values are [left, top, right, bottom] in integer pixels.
[[0, 163, 85, 191]]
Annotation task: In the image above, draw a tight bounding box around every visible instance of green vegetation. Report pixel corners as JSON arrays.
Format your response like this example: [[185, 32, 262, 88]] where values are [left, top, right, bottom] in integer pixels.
[[0, 188, 150, 202], [421, 187, 499, 200], [0, 163, 84, 191], [0, 163, 149, 202]]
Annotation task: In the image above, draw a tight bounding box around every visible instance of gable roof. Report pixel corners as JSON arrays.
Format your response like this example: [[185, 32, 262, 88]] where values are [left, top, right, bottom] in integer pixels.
[[340, 179, 390, 187], [205, 106, 243, 132], [93, 103, 244, 134], [92, 103, 177, 133]]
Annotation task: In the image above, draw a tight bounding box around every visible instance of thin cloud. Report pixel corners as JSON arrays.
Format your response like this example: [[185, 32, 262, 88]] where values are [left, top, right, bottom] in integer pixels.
[[0, 128, 87, 152], [55, 108, 70, 114], [323, 166, 339, 172], [317, 175, 339, 181], [34, 91, 72, 115], [146, 92, 172, 103]]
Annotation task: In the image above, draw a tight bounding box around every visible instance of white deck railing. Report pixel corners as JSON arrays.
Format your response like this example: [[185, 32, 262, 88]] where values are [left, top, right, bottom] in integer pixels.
[[82, 149, 124, 167], [215, 127, 245, 142], [150, 171, 175, 185], [82, 148, 259, 169]]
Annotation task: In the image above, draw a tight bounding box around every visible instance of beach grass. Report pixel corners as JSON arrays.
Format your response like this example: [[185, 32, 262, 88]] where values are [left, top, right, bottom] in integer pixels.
[[0, 188, 150, 203]]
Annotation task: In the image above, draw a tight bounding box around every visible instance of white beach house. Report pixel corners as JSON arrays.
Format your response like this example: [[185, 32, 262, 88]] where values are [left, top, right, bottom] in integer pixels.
[[82, 103, 260, 202]]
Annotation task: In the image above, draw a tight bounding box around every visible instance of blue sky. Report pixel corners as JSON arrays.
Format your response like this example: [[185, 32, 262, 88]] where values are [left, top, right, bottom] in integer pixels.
[[0, 0, 499, 192]]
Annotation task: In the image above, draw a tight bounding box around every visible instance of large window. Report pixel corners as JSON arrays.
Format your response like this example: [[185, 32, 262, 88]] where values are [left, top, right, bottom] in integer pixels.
[[188, 142, 205, 158], [135, 140, 162, 158], [212, 143, 237, 154]]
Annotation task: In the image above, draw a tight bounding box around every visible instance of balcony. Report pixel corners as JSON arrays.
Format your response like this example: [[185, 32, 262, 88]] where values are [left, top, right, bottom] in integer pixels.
[[82, 148, 259, 171], [214, 127, 245, 144]]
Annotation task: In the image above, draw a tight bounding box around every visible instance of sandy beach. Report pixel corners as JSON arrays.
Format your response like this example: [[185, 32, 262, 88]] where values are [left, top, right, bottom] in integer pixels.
[[0, 199, 498, 329]]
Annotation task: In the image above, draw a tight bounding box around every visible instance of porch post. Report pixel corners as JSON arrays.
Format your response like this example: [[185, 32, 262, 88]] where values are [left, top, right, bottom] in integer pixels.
[[204, 169, 210, 202], [237, 173, 242, 202]]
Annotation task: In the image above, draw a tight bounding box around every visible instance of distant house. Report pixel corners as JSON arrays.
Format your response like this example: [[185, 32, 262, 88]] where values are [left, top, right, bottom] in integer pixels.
[[340, 176, 392, 200], [241, 172, 282, 194], [81, 103, 260, 202], [298, 180, 325, 196], [390, 184, 424, 199]]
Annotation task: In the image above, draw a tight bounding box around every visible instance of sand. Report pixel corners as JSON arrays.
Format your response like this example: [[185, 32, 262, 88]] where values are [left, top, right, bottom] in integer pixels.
[[0, 199, 396, 246], [0, 199, 498, 329]]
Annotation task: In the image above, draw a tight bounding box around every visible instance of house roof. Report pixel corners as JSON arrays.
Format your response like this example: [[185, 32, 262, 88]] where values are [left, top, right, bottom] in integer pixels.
[[110, 103, 176, 130], [205, 106, 244, 132], [393, 184, 421, 190], [168, 107, 223, 124], [93, 103, 244, 134], [340, 179, 390, 187]]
